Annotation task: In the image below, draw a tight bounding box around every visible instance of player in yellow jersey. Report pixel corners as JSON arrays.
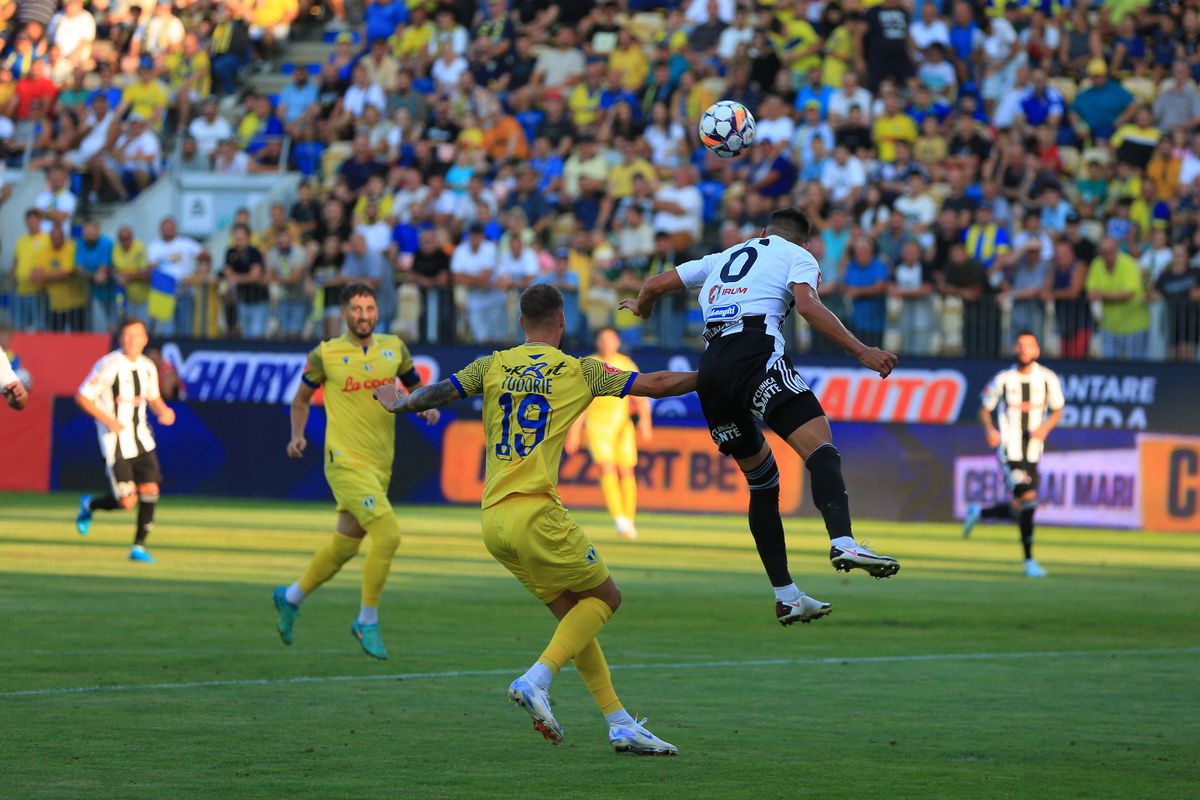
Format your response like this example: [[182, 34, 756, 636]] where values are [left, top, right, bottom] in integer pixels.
[[272, 283, 439, 660], [565, 327, 651, 538], [373, 285, 695, 755]]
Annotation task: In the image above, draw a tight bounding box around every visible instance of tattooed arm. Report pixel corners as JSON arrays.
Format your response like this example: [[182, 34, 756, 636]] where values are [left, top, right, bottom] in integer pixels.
[[372, 378, 462, 414]]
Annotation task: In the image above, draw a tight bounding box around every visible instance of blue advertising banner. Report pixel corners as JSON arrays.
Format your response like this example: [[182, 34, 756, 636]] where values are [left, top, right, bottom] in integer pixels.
[[157, 339, 1200, 435]]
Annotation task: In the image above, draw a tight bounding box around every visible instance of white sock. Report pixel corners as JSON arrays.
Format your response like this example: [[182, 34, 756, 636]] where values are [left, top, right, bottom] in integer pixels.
[[523, 661, 554, 690], [773, 583, 802, 603], [284, 581, 306, 606], [357, 605, 378, 625], [830, 535, 856, 550], [605, 708, 635, 726]]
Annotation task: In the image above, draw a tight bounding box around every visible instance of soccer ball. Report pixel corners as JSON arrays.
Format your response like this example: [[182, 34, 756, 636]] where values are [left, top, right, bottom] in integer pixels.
[[698, 100, 756, 158]]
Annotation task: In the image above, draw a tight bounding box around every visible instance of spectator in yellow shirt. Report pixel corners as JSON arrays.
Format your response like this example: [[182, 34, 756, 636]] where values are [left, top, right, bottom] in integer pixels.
[[11, 209, 49, 330], [122, 60, 169, 129], [872, 92, 918, 163], [34, 226, 87, 331], [166, 32, 211, 130], [608, 30, 649, 92], [391, 6, 435, 66], [113, 226, 151, 320], [1086, 237, 1150, 360], [568, 61, 606, 127], [248, 0, 299, 60]]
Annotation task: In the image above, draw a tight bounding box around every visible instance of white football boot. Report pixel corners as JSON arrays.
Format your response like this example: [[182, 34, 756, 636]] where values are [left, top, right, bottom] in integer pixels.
[[610, 717, 678, 756], [1024, 559, 1047, 578], [830, 540, 901, 579], [776, 593, 832, 626], [508, 677, 563, 744]]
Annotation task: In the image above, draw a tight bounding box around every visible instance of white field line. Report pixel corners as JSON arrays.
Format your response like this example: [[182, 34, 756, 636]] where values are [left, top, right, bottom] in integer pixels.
[[3, 646, 1197, 700]]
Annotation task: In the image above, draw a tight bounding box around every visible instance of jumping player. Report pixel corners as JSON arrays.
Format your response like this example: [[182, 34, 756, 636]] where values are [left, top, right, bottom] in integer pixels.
[[75, 318, 176, 563], [373, 285, 694, 755], [565, 327, 652, 539], [274, 283, 439, 660], [621, 207, 900, 627], [964, 332, 1064, 578]]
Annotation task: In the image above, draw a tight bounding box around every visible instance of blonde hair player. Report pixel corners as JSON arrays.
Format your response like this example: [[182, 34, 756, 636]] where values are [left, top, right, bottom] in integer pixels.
[[565, 327, 652, 539]]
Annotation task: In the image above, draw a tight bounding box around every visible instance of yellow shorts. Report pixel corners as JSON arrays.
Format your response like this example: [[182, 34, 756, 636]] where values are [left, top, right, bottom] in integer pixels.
[[587, 420, 637, 468], [481, 494, 610, 603], [326, 460, 394, 527]]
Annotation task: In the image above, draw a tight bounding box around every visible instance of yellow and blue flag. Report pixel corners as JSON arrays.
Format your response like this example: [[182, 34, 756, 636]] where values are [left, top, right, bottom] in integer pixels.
[[148, 270, 177, 322]]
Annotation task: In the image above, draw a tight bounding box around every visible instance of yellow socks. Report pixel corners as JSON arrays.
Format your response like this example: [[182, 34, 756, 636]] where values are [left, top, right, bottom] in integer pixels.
[[600, 471, 624, 521], [298, 532, 362, 594], [620, 474, 638, 521], [574, 639, 622, 715], [361, 514, 402, 608], [538, 596, 614, 675]]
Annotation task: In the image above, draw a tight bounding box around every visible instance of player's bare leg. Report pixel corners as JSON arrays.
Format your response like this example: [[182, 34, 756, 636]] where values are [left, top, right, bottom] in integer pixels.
[[735, 441, 831, 626], [784, 417, 900, 579]]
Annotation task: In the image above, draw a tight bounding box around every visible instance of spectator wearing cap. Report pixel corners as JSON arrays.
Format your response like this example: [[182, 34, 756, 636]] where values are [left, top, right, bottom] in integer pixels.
[[452, 223, 503, 343], [1087, 236, 1150, 360], [1070, 59, 1134, 143], [121, 58, 168, 129]]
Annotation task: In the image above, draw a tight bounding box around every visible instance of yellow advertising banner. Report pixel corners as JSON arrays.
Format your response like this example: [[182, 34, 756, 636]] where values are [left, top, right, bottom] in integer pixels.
[[441, 422, 804, 514], [1140, 436, 1200, 532]]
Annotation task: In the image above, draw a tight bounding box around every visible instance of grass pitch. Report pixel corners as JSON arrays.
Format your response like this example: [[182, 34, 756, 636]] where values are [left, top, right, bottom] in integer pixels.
[[0, 493, 1197, 799]]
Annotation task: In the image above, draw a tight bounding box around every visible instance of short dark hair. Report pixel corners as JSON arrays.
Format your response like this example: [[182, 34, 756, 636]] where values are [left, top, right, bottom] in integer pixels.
[[1015, 330, 1039, 343], [766, 207, 814, 243], [519, 284, 564, 326], [594, 326, 618, 340], [341, 283, 377, 306], [118, 317, 147, 336]]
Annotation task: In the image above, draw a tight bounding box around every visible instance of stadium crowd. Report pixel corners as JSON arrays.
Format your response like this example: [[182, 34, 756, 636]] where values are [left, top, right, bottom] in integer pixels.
[[2, 0, 1200, 361]]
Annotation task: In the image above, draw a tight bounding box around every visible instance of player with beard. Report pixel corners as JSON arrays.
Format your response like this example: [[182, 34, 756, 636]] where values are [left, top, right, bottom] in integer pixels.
[[964, 332, 1064, 577], [272, 283, 439, 659]]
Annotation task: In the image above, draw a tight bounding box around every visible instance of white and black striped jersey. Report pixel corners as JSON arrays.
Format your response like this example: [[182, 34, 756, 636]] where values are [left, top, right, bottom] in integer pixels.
[[675, 235, 821, 355], [981, 363, 1065, 463], [0, 350, 18, 388], [78, 351, 162, 465]]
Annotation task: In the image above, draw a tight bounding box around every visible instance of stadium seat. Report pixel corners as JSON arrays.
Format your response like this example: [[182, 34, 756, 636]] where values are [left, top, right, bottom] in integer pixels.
[[1049, 77, 1078, 105], [1121, 77, 1157, 105], [1059, 146, 1081, 176]]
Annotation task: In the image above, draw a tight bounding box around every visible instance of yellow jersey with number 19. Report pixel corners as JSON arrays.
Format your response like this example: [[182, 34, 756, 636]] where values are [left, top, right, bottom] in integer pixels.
[[450, 343, 636, 509], [302, 333, 415, 470]]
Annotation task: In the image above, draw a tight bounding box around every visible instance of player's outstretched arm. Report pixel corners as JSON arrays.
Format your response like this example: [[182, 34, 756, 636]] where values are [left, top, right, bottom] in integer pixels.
[[374, 379, 461, 414], [620, 270, 686, 319], [627, 370, 697, 399], [792, 283, 897, 379]]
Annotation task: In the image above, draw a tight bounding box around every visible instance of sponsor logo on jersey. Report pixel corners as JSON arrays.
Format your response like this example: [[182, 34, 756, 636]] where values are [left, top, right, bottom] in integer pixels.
[[342, 376, 396, 393], [709, 284, 722, 304], [710, 421, 742, 444], [751, 377, 782, 419], [706, 303, 741, 321], [584, 545, 598, 564], [601, 362, 621, 374], [708, 285, 748, 304], [382, 349, 395, 361], [362, 496, 376, 510]]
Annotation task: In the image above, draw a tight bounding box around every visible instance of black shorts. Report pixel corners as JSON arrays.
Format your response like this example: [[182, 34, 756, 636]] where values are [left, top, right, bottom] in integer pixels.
[[697, 319, 825, 460], [107, 451, 162, 499], [1002, 459, 1039, 498]]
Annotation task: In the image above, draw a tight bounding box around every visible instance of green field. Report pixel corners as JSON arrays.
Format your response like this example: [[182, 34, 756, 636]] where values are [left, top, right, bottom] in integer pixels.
[[0, 493, 1197, 799]]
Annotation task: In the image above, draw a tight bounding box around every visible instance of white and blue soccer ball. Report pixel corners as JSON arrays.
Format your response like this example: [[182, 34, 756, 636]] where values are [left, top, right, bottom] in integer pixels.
[[699, 100, 756, 158]]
